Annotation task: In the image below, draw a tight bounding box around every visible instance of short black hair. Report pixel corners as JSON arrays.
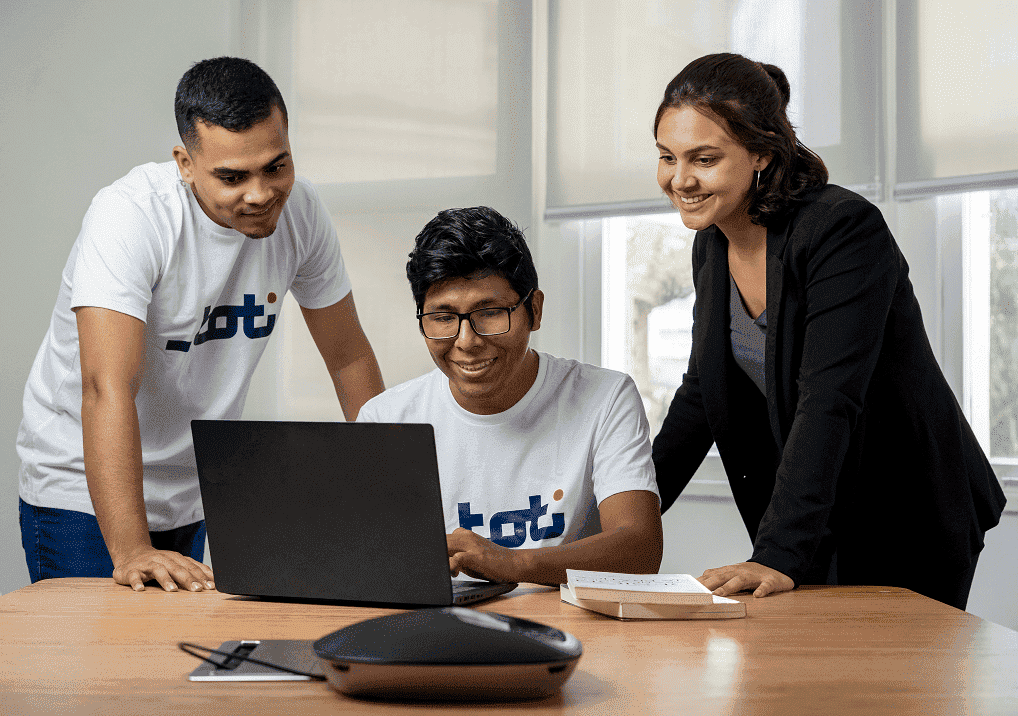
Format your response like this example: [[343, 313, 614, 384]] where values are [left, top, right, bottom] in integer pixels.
[[407, 207, 539, 323], [174, 56, 288, 151]]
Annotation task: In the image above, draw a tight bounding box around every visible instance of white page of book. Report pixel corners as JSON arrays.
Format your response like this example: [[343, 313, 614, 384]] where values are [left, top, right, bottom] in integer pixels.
[[566, 570, 711, 594]]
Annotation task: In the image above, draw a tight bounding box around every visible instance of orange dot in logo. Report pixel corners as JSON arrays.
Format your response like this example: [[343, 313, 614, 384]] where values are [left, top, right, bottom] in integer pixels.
[[553, 489, 563, 501], [267, 292, 277, 303]]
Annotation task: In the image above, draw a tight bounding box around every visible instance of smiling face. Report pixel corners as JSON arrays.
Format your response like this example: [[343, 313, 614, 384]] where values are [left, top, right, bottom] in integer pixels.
[[422, 273, 544, 415], [655, 105, 770, 238], [173, 105, 294, 239]]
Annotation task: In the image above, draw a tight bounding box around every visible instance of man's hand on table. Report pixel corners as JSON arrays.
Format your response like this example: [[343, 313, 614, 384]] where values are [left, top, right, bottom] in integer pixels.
[[698, 561, 794, 598], [447, 528, 522, 583], [112, 548, 215, 592]]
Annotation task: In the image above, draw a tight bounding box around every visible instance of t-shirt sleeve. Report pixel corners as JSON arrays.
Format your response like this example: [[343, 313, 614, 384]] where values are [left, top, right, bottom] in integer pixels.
[[356, 394, 382, 422], [288, 179, 352, 310], [591, 374, 660, 506], [70, 187, 163, 322]]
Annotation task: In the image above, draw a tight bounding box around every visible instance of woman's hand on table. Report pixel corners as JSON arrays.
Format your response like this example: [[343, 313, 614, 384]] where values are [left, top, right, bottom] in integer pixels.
[[698, 561, 794, 598]]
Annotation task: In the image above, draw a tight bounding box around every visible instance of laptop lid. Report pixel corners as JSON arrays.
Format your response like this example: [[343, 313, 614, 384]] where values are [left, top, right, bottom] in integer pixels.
[[191, 420, 513, 607]]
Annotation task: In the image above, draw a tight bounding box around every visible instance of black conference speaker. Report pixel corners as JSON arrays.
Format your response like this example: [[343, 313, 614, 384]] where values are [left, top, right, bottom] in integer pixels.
[[314, 607, 583, 700]]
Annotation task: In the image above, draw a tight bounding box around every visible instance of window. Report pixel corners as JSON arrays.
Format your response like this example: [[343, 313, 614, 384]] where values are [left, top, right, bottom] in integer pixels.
[[893, 1, 1018, 480], [291, 0, 498, 184], [896, 0, 1018, 184], [545, 0, 877, 213], [539, 0, 1015, 507], [235, 0, 532, 421], [963, 189, 1018, 462], [603, 213, 695, 437]]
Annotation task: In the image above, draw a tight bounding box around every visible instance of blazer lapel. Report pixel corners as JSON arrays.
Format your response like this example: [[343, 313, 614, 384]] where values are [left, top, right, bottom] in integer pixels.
[[765, 219, 793, 452], [698, 228, 732, 440]]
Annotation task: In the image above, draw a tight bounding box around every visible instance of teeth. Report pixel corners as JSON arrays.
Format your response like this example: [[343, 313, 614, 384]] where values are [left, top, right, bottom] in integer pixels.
[[680, 194, 710, 204], [457, 358, 495, 372]]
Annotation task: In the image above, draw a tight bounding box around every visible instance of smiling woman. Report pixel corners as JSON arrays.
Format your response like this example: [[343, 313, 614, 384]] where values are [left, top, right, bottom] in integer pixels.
[[650, 53, 1005, 610], [655, 106, 769, 276]]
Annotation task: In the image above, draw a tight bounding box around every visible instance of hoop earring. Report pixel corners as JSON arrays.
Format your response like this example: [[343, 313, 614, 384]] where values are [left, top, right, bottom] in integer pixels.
[[754, 170, 760, 191]]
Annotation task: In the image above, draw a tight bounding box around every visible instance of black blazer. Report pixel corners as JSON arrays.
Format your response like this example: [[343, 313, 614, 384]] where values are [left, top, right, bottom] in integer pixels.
[[652, 184, 1006, 586]]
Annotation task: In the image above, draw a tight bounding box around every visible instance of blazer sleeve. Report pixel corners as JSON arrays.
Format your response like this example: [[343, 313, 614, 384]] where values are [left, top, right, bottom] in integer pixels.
[[750, 196, 901, 583], [652, 233, 716, 513]]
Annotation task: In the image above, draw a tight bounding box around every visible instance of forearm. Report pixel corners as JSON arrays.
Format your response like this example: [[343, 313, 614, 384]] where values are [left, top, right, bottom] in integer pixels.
[[514, 522, 664, 587], [333, 348, 384, 420], [300, 294, 384, 420], [81, 385, 151, 565]]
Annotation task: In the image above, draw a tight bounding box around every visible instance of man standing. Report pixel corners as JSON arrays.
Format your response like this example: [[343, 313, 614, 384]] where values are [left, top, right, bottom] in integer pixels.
[[358, 207, 662, 586], [18, 57, 383, 592]]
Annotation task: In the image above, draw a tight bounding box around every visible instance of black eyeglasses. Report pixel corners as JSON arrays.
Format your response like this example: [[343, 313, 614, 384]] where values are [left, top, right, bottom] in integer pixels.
[[417, 290, 533, 340]]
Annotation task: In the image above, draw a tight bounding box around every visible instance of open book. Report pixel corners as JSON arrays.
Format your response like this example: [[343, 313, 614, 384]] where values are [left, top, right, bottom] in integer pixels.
[[561, 570, 746, 621]]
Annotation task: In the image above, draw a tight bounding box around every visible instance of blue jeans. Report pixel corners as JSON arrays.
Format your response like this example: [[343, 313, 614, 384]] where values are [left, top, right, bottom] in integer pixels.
[[19, 498, 205, 583]]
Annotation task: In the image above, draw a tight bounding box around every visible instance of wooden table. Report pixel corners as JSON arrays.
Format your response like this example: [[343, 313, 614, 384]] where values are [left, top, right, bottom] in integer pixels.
[[2, 579, 1016, 714]]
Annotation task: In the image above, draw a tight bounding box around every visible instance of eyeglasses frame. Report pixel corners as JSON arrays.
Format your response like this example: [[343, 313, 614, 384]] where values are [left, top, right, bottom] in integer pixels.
[[417, 289, 534, 340]]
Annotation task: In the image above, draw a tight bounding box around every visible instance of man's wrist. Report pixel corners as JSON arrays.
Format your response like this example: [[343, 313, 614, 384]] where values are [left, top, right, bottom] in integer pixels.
[[108, 537, 155, 567], [512, 546, 536, 584]]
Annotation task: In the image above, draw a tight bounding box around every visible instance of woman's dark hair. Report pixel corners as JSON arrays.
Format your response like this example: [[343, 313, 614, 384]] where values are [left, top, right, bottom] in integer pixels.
[[654, 53, 828, 226], [407, 206, 539, 324], [174, 57, 288, 151]]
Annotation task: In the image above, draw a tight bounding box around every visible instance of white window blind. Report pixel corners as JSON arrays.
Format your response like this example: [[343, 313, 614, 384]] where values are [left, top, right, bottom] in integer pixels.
[[545, 0, 877, 216], [895, 0, 1018, 196], [291, 0, 498, 185]]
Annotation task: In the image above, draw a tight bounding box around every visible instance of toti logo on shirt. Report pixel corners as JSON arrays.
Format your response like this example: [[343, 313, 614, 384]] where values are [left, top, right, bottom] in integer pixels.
[[458, 492, 566, 548], [165, 293, 278, 352]]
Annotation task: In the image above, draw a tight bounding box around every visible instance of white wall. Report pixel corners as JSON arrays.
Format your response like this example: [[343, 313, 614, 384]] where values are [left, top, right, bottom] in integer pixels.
[[0, 0, 247, 595]]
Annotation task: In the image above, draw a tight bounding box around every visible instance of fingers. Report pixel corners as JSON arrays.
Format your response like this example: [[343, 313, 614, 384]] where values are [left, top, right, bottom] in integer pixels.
[[754, 571, 794, 598], [446, 528, 480, 555], [191, 559, 215, 584], [125, 569, 147, 592], [447, 530, 523, 583], [200, 562, 215, 586], [149, 563, 180, 592], [698, 564, 757, 597], [698, 567, 737, 592], [449, 553, 481, 581], [698, 562, 794, 598], [112, 550, 215, 592], [712, 575, 752, 598]]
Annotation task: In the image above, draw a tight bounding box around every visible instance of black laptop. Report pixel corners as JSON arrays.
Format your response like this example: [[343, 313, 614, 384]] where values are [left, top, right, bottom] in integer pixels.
[[191, 420, 516, 607]]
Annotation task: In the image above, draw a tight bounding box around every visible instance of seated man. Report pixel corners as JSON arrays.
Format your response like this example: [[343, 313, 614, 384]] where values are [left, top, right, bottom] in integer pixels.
[[358, 206, 662, 586]]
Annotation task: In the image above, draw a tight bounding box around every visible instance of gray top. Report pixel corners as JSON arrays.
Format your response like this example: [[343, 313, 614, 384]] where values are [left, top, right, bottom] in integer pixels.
[[729, 272, 767, 395]]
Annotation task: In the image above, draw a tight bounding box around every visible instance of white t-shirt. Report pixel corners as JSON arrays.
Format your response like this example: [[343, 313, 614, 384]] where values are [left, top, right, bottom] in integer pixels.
[[357, 352, 658, 549], [18, 161, 351, 530]]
